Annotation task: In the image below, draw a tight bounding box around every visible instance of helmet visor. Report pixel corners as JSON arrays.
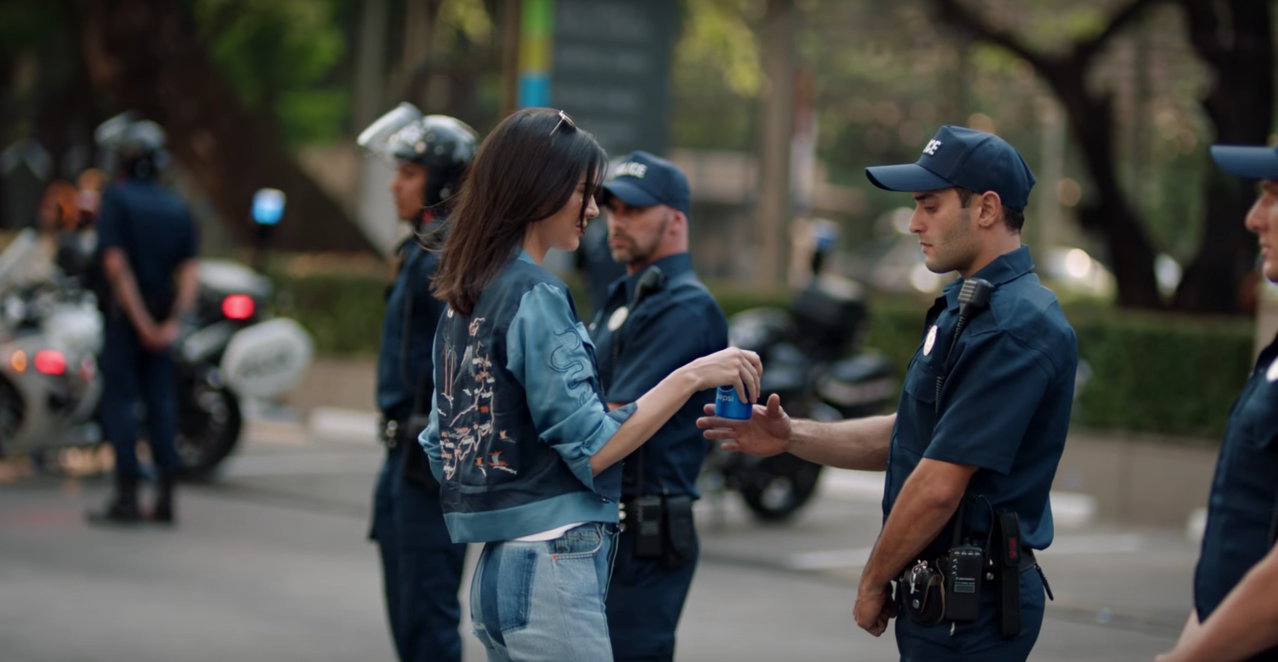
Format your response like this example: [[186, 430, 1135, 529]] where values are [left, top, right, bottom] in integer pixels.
[[357, 103, 425, 166]]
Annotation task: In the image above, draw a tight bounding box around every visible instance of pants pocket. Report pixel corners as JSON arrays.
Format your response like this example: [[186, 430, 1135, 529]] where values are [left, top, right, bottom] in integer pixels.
[[479, 543, 536, 636], [550, 523, 605, 558]]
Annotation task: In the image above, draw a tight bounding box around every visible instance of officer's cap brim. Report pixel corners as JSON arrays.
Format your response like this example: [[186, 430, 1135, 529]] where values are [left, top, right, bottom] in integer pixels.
[[1211, 145, 1278, 180], [602, 179, 662, 209], [865, 163, 954, 194]]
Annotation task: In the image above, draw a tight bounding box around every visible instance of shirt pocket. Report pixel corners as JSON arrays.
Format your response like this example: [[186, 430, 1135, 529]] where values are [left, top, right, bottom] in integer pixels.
[[898, 357, 941, 456], [1239, 379, 1278, 450]]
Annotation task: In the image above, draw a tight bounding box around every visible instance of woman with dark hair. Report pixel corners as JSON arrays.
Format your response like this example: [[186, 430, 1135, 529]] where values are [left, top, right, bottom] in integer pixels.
[[422, 107, 761, 661]]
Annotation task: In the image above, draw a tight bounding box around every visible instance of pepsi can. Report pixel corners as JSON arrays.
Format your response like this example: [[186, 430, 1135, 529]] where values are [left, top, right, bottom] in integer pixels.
[[714, 385, 753, 420]]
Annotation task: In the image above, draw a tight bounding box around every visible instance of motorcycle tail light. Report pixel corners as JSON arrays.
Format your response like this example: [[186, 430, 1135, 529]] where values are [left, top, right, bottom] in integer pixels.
[[10, 350, 26, 373], [222, 294, 256, 321], [33, 350, 65, 375]]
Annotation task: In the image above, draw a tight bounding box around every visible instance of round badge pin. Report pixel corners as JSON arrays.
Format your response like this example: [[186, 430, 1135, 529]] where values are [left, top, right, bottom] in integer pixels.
[[1267, 357, 1278, 382], [923, 325, 938, 356], [607, 306, 630, 332]]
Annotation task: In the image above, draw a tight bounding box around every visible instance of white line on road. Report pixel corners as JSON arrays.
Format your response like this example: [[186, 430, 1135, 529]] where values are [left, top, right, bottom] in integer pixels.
[[784, 534, 1147, 572], [220, 452, 381, 477]]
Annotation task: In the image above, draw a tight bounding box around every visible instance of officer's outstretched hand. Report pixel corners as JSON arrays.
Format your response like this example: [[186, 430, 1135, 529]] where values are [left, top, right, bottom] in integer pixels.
[[698, 393, 792, 457]]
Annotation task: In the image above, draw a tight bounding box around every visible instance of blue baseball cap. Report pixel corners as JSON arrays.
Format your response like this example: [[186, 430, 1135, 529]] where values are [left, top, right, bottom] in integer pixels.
[[1211, 143, 1278, 179], [602, 151, 690, 215], [865, 126, 1036, 212]]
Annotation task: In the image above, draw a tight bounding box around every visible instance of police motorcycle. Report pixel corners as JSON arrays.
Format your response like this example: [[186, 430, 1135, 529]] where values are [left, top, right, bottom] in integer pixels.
[[0, 227, 312, 478], [702, 271, 896, 522]]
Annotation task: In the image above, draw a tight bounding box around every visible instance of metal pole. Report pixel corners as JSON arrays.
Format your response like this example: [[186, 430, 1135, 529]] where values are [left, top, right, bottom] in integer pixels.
[[754, 0, 793, 290], [501, 0, 522, 118]]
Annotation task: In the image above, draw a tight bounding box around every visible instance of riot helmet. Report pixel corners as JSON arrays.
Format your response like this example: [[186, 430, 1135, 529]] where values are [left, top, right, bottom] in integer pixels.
[[357, 103, 479, 209], [94, 112, 168, 180]]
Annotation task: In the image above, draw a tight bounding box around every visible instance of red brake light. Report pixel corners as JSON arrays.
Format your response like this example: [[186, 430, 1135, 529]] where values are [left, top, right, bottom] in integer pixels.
[[33, 350, 65, 375], [221, 294, 255, 321]]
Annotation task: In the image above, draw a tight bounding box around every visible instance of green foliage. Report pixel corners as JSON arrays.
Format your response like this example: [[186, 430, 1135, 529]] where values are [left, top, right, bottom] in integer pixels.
[[278, 263, 1252, 439], [272, 271, 387, 358], [668, 0, 761, 150], [1069, 311, 1252, 438], [863, 300, 1253, 439], [192, 0, 351, 146]]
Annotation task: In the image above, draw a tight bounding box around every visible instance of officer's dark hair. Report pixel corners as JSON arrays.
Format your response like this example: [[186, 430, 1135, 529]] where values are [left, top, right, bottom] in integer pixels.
[[955, 187, 1024, 233], [433, 108, 607, 316]]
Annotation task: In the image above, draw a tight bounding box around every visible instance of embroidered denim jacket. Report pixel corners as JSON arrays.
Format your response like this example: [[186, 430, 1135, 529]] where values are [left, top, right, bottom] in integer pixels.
[[421, 251, 635, 542]]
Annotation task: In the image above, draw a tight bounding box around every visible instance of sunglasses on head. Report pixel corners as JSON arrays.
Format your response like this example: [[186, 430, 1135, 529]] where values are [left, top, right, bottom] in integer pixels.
[[549, 110, 577, 137]]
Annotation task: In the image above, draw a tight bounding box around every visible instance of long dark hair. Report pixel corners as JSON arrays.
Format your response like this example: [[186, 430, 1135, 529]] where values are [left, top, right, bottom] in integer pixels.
[[432, 108, 607, 316]]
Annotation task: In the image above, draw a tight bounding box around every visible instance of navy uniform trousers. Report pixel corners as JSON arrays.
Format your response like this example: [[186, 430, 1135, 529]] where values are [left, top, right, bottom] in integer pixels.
[[372, 445, 466, 662], [99, 316, 181, 479], [606, 527, 700, 661]]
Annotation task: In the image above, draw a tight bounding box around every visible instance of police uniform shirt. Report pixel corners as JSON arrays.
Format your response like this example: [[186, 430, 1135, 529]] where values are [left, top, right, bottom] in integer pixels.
[[376, 224, 447, 422], [96, 179, 198, 315], [589, 253, 728, 499], [886, 246, 1077, 559], [1194, 332, 1278, 657]]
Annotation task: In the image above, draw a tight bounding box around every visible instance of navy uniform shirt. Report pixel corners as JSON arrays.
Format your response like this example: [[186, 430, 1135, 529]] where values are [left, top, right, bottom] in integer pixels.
[[885, 246, 1077, 560], [589, 253, 728, 499], [1194, 333, 1278, 647], [95, 179, 198, 319], [376, 224, 447, 421]]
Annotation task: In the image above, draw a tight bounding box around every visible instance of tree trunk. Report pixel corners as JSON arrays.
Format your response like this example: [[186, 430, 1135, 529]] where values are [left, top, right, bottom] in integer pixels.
[[1172, 0, 1273, 313], [81, 0, 375, 253], [928, 0, 1166, 309], [1054, 66, 1162, 308]]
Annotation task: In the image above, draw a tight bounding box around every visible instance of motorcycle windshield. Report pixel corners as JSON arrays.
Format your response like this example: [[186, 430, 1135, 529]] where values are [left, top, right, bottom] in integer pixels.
[[356, 103, 424, 166], [0, 229, 48, 291]]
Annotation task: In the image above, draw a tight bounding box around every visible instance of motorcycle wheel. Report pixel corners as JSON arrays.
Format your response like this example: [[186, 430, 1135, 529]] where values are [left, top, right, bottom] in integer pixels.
[[739, 454, 823, 523], [174, 370, 242, 480]]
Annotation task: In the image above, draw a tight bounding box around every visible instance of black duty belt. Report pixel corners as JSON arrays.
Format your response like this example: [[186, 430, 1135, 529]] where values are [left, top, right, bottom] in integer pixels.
[[378, 415, 428, 449]]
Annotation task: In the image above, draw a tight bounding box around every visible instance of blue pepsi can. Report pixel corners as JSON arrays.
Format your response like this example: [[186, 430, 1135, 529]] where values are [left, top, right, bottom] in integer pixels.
[[714, 386, 753, 420]]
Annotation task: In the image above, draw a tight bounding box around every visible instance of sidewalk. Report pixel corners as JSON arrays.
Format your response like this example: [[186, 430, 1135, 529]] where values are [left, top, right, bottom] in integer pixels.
[[278, 357, 1215, 536]]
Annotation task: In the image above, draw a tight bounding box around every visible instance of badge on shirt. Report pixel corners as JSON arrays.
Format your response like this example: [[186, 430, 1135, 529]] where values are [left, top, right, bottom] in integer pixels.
[[607, 306, 630, 332], [923, 324, 938, 356], [1267, 357, 1278, 382]]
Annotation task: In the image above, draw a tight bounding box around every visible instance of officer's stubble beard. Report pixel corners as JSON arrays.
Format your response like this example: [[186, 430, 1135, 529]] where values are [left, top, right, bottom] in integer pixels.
[[615, 210, 672, 271], [926, 207, 979, 276]]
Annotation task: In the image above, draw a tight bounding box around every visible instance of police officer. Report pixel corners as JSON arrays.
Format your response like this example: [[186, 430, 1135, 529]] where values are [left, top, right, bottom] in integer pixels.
[[700, 126, 1076, 662], [87, 113, 199, 526], [577, 203, 627, 313], [1153, 144, 1278, 662], [588, 151, 728, 661], [357, 103, 476, 662]]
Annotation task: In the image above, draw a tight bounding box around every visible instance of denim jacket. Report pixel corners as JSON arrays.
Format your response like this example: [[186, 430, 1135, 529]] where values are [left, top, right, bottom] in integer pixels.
[[421, 251, 635, 542]]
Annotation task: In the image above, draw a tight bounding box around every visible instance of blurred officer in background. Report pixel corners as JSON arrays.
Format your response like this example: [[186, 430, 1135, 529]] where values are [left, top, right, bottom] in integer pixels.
[[588, 150, 728, 661], [702, 127, 1075, 662], [357, 103, 476, 662], [87, 113, 199, 526], [1154, 143, 1278, 662]]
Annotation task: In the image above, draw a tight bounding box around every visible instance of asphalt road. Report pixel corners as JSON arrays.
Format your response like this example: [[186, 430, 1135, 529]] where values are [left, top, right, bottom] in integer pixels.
[[0, 420, 1190, 661]]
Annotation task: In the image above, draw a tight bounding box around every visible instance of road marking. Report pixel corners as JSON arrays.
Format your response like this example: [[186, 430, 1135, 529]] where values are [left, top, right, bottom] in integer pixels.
[[817, 470, 1097, 527], [783, 534, 1147, 572], [220, 452, 381, 477], [308, 407, 380, 444]]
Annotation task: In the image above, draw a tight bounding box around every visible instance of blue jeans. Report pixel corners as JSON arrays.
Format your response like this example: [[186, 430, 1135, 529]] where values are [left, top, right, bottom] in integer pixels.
[[100, 317, 180, 479], [371, 446, 467, 662], [895, 565, 1045, 662], [606, 528, 699, 661], [470, 523, 619, 662]]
